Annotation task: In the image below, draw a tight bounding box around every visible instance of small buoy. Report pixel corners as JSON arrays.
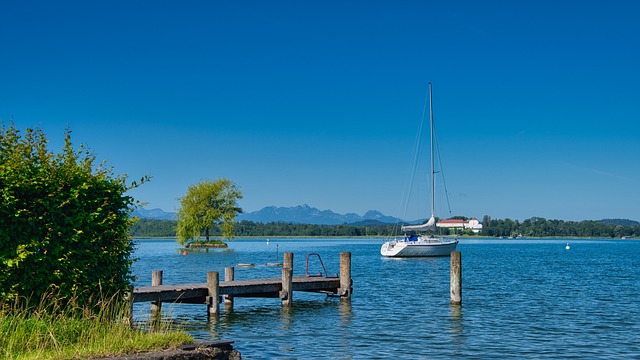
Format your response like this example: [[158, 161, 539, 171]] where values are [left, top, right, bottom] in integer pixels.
[[266, 238, 270, 245], [565, 243, 570, 250], [182, 251, 188, 255]]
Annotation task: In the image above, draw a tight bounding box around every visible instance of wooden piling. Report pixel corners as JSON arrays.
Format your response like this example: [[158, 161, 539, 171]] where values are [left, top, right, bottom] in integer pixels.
[[281, 252, 293, 307], [224, 267, 234, 309], [450, 251, 462, 305], [283, 251, 293, 270], [151, 270, 163, 319], [125, 286, 134, 328], [207, 271, 220, 317], [339, 252, 352, 300]]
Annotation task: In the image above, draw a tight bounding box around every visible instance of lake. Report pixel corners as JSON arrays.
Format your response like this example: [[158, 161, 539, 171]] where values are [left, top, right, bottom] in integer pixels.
[[131, 238, 640, 359]]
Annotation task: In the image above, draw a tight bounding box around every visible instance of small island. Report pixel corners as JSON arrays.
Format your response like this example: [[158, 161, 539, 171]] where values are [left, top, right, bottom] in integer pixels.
[[185, 240, 229, 248]]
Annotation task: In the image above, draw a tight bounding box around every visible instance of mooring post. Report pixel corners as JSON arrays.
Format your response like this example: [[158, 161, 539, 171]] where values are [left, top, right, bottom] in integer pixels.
[[151, 270, 163, 319], [281, 252, 293, 307], [125, 286, 134, 328], [339, 252, 352, 300], [224, 266, 234, 310], [207, 271, 220, 318], [283, 251, 293, 270], [450, 251, 462, 305]]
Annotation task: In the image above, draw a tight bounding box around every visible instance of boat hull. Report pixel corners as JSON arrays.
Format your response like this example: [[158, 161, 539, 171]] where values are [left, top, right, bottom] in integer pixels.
[[380, 237, 458, 257]]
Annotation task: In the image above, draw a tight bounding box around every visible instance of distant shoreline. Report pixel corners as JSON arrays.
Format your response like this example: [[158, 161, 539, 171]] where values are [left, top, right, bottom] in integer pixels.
[[132, 236, 636, 241]]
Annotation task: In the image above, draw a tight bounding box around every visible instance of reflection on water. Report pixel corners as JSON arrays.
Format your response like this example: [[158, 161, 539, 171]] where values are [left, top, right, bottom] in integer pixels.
[[448, 304, 465, 354], [338, 300, 352, 326], [279, 307, 293, 331], [132, 238, 640, 359]]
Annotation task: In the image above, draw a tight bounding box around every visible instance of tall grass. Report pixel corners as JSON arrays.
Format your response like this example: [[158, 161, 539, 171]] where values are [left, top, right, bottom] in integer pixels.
[[0, 291, 193, 360]]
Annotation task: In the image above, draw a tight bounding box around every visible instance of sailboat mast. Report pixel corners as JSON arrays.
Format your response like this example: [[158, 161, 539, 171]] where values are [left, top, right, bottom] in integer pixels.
[[429, 83, 435, 219]]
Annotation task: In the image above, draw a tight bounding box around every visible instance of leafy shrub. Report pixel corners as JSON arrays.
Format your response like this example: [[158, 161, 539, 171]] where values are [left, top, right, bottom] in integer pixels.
[[0, 123, 146, 311]]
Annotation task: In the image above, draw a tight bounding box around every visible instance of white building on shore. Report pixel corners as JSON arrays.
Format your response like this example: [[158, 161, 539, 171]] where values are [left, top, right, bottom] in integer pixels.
[[437, 218, 483, 233]]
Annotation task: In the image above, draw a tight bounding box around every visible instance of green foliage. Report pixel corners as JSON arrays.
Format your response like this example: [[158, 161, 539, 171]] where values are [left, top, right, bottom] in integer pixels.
[[129, 218, 177, 237], [131, 217, 640, 239], [482, 216, 640, 238], [460, 229, 477, 236], [600, 218, 640, 227], [131, 219, 395, 238], [232, 221, 395, 237], [176, 178, 243, 245], [0, 292, 193, 359], [0, 123, 145, 310], [188, 239, 226, 246]]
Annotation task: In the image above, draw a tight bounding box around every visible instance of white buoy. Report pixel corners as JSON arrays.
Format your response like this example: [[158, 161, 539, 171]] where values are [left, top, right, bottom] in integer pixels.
[[266, 238, 270, 245], [566, 243, 570, 250]]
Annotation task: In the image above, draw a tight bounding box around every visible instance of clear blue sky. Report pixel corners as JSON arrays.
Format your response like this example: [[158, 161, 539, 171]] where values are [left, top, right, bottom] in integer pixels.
[[2, 0, 639, 222]]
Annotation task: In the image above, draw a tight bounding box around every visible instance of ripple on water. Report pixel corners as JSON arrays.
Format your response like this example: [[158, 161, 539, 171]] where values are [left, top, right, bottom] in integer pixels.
[[132, 238, 640, 359]]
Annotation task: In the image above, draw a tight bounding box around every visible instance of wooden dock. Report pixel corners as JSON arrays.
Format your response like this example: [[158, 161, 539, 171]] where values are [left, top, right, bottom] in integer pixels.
[[132, 252, 352, 317]]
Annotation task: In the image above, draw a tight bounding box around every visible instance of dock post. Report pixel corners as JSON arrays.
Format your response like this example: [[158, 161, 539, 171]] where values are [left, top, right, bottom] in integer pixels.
[[224, 267, 234, 310], [125, 286, 134, 328], [207, 271, 220, 318], [151, 270, 163, 320], [450, 251, 462, 305], [339, 252, 352, 300], [281, 252, 293, 307], [283, 251, 293, 270]]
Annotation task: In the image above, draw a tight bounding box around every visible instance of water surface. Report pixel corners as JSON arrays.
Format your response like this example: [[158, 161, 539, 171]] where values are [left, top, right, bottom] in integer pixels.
[[131, 238, 640, 359]]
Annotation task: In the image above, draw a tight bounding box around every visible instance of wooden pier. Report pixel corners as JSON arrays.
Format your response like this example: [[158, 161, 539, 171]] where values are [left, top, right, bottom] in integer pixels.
[[132, 252, 352, 317]]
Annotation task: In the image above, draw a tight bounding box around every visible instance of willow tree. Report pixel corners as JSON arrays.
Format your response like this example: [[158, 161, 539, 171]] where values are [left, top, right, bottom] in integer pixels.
[[176, 178, 243, 245]]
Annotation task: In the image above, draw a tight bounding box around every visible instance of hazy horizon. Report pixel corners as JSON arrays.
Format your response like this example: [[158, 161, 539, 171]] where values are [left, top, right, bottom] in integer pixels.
[[136, 204, 639, 223]]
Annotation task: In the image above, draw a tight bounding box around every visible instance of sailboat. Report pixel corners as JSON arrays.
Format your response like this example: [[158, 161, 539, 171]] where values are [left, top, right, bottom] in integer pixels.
[[380, 83, 459, 257]]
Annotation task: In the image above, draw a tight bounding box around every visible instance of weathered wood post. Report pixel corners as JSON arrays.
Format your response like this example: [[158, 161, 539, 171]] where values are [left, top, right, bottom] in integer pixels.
[[207, 271, 220, 318], [450, 251, 462, 305], [125, 287, 134, 328], [281, 252, 293, 307], [339, 252, 352, 300], [151, 270, 163, 319], [283, 251, 293, 271], [224, 267, 234, 310]]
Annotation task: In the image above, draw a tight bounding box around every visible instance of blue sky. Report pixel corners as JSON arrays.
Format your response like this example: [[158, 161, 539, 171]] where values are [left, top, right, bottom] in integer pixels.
[[2, 0, 639, 222]]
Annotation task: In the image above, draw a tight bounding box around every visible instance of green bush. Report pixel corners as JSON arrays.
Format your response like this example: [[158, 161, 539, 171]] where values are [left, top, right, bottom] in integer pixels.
[[0, 123, 146, 311]]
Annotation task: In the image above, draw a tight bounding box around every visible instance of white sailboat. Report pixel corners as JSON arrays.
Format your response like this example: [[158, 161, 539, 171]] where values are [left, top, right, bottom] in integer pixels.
[[381, 83, 459, 257]]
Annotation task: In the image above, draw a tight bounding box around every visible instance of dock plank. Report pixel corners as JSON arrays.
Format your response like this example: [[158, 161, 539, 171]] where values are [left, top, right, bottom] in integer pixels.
[[132, 276, 342, 303]]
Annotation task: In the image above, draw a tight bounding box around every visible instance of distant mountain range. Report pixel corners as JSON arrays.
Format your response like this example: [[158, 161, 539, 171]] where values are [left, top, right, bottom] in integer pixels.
[[131, 206, 640, 227], [131, 207, 177, 220], [132, 204, 402, 225], [238, 204, 402, 225]]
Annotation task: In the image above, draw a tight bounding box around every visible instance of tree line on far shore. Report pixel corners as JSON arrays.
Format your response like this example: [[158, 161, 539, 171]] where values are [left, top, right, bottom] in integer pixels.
[[481, 216, 639, 238], [130, 218, 398, 237], [130, 216, 640, 238]]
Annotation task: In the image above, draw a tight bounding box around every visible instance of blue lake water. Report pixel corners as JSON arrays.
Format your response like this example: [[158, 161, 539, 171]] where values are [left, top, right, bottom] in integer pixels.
[[131, 238, 640, 359]]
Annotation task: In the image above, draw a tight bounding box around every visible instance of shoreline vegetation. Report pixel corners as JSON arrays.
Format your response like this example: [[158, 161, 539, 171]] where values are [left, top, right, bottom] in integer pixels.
[[0, 294, 194, 360], [130, 218, 640, 239], [0, 124, 199, 359], [134, 234, 638, 240], [185, 239, 229, 248]]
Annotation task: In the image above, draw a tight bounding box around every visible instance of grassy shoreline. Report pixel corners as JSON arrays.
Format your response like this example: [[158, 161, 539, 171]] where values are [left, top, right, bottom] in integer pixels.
[[0, 297, 193, 360]]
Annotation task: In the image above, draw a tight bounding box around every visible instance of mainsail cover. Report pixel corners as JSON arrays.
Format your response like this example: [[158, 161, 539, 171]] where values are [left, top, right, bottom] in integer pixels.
[[401, 216, 436, 232]]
